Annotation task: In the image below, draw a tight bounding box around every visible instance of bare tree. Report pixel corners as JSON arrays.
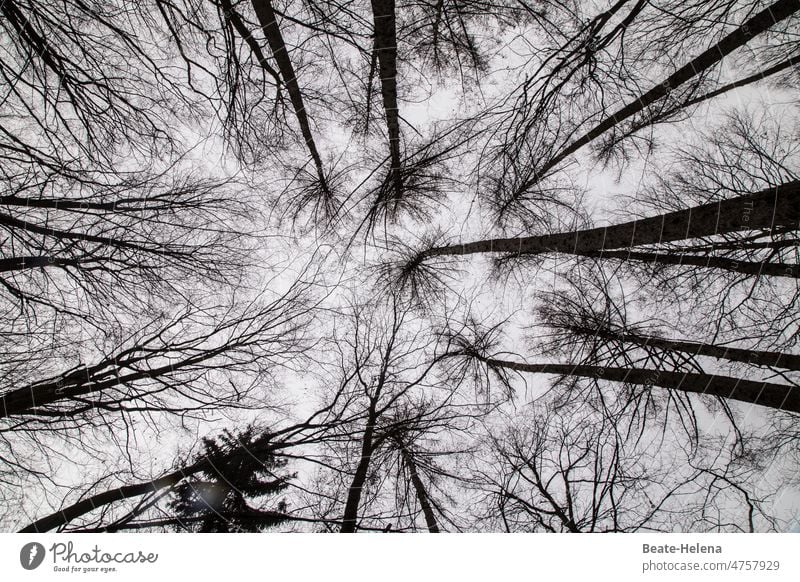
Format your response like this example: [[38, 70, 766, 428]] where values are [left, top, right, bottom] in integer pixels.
[[473, 403, 777, 532], [484, 0, 800, 224], [390, 178, 799, 303], [2, 0, 799, 536]]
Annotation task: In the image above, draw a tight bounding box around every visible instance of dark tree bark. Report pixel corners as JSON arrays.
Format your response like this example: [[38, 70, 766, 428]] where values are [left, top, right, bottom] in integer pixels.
[[0, 256, 88, 272], [0, 285, 310, 420], [370, 0, 403, 196], [399, 445, 440, 532], [579, 249, 799, 279], [340, 402, 379, 533], [683, 53, 800, 109], [219, 0, 281, 86], [18, 432, 285, 533], [569, 327, 800, 372], [0, 337, 232, 419], [417, 181, 800, 261], [534, 0, 800, 181], [470, 355, 800, 413], [251, 0, 330, 195], [20, 466, 200, 533]]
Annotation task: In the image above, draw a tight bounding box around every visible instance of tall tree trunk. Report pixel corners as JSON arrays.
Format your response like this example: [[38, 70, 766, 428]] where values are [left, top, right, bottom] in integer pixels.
[[219, 0, 281, 85], [534, 0, 800, 180], [472, 355, 800, 413], [251, 0, 330, 194], [683, 53, 800, 109], [399, 446, 440, 532], [340, 405, 378, 533], [19, 435, 281, 533], [0, 349, 224, 419], [0, 256, 85, 272], [19, 469, 192, 532], [370, 0, 404, 196], [0, 211, 173, 254], [579, 249, 799, 278], [419, 181, 800, 260], [574, 327, 800, 371]]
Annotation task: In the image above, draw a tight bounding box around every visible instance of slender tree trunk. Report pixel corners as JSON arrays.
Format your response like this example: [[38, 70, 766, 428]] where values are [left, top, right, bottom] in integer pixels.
[[19, 439, 278, 532], [370, 0, 403, 196], [473, 355, 800, 413], [251, 0, 329, 193], [420, 181, 800, 260], [683, 53, 800, 109], [580, 249, 799, 278], [0, 211, 171, 253], [399, 446, 439, 532], [0, 196, 143, 211], [578, 328, 800, 371], [536, 0, 800, 179], [0, 346, 229, 419], [19, 470, 190, 532], [219, 0, 281, 85], [340, 405, 378, 533]]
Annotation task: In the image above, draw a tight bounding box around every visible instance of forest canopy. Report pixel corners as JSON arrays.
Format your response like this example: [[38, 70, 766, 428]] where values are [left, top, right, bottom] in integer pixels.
[[1, 0, 799, 533]]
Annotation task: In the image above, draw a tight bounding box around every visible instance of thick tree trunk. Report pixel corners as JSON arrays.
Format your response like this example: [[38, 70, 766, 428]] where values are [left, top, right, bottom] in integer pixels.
[[19, 469, 192, 533], [370, 0, 404, 195], [421, 181, 800, 260], [0, 196, 145, 211], [537, 0, 800, 179], [0, 256, 84, 272], [400, 446, 439, 532], [474, 355, 800, 413], [340, 406, 378, 533], [251, 0, 329, 192], [21, 463, 220, 533]]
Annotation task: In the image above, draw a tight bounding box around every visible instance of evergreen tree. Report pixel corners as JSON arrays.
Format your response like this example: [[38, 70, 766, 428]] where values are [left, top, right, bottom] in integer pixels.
[[169, 427, 294, 533]]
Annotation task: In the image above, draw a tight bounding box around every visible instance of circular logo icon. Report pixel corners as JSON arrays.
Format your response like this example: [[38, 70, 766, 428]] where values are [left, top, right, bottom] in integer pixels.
[[20, 542, 46, 570]]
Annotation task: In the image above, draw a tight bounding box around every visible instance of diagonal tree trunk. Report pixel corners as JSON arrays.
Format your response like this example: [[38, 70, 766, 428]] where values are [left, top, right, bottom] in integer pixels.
[[0, 256, 87, 272], [17, 439, 275, 533], [0, 293, 305, 419], [0, 346, 227, 419], [370, 0, 404, 196], [470, 354, 800, 413], [0, 211, 182, 256], [567, 325, 800, 371], [340, 402, 378, 533], [418, 181, 800, 261], [251, 0, 330, 194], [683, 53, 800, 109], [579, 249, 799, 278], [399, 445, 440, 532], [20, 466, 198, 533], [220, 0, 281, 86], [533, 0, 800, 182]]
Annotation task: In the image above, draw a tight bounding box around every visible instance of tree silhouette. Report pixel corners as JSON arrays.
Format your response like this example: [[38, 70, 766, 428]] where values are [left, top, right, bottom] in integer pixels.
[[2, 0, 799, 535]]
